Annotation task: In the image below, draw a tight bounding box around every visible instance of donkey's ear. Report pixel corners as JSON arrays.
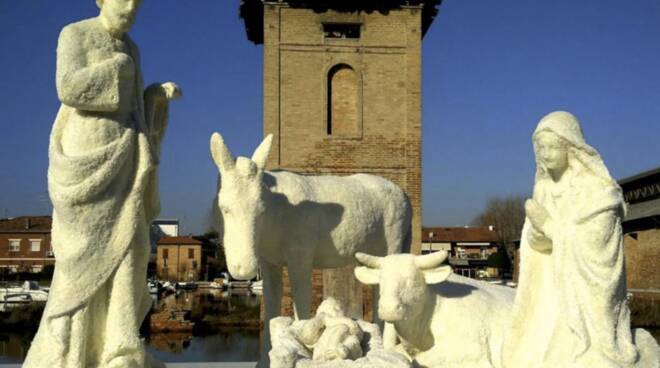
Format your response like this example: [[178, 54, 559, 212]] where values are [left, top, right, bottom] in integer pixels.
[[251, 134, 273, 170], [422, 265, 452, 285], [210, 132, 235, 172]]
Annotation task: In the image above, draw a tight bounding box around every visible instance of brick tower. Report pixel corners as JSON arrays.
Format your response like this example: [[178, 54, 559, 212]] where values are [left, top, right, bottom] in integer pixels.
[[241, 0, 441, 318]]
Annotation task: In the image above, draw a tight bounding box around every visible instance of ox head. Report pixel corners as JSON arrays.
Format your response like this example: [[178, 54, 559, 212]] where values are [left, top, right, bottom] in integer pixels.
[[354, 251, 451, 322], [210, 132, 273, 280]]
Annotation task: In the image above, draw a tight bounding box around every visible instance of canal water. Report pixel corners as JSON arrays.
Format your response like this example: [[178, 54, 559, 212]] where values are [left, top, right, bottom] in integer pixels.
[[0, 288, 261, 364], [1, 290, 658, 364]]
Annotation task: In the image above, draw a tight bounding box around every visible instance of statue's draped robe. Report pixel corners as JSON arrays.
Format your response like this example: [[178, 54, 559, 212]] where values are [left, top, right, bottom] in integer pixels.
[[505, 177, 638, 367], [24, 18, 167, 367], [502, 114, 660, 368]]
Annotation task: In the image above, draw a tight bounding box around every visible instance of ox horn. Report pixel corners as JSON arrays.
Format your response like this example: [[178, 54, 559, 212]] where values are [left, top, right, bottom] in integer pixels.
[[355, 252, 383, 269], [415, 251, 449, 270]]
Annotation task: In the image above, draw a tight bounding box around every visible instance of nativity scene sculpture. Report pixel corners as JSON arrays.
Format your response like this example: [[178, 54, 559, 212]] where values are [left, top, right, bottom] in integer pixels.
[[354, 251, 515, 368], [211, 119, 660, 368], [269, 298, 412, 368], [24, 0, 180, 367], [209, 132, 413, 364], [295, 298, 364, 362], [21, 3, 660, 367], [503, 111, 660, 368]]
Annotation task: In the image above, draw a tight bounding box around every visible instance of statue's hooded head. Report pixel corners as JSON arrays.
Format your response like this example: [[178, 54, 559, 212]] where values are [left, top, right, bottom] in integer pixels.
[[97, 0, 142, 37], [532, 111, 616, 189]]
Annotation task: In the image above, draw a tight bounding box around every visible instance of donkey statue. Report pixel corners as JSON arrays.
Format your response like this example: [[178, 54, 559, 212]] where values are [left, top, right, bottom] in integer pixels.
[[209, 132, 412, 361]]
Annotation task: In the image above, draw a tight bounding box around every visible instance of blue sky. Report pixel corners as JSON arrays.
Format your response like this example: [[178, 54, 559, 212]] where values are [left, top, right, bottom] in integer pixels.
[[1, 1, 659, 234]]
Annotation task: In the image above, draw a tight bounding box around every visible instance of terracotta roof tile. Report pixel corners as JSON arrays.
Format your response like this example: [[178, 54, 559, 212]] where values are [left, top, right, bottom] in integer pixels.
[[0, 216, 52, 233], [157, 236, 203, 246]]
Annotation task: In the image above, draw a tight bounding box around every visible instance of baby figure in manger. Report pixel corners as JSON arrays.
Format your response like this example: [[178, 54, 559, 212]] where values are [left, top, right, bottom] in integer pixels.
[[24, 0, 180, 367], [503, 111, 659, 368]]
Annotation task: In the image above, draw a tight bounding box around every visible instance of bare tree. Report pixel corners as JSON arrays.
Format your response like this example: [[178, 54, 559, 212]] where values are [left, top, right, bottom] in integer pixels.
[[472, 195, 526, 258]]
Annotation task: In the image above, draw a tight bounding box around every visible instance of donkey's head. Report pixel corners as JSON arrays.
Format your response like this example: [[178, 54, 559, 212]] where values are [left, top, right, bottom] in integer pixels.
[[210, 132, 273, 280]]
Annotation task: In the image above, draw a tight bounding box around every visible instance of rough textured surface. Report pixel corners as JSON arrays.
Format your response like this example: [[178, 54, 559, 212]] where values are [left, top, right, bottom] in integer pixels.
[[624, 229, 660, 290], [261, 4, 424, 253], [295, 298, 364, 362], [23, 1, 180, 367], [269, 299, 411, 368], [210, 133, 411, 366], [354, 251, 515, 368], [504, 111, 660, 368], [259, 2, 429, 338]]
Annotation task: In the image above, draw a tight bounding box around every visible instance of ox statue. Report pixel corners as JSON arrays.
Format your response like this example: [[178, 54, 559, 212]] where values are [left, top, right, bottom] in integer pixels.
[[354, 251, 514, 368], [210, 132, 412, 364]]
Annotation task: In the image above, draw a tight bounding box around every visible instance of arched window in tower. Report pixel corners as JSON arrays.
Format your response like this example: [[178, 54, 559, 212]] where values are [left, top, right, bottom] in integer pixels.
[[327, 64, 359, 136]]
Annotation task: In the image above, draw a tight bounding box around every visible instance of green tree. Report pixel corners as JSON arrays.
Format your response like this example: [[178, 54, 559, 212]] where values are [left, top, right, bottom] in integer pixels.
[[194, 230, 227, 280]]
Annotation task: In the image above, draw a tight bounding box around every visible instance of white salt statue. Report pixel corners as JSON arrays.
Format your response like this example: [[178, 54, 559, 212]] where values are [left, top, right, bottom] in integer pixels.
[[503, 111, 660, 368], [209, 132, 412, 364], [354, 251, 515, 368], [24, 1, 180, 367], [297, 298, 363, 361], [269, 299, 412, 368]]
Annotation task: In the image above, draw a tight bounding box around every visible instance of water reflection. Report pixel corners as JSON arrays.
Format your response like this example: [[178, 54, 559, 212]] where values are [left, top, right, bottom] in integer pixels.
[[146, 329, 259, 363], [0, 333, 31, 364], [148, 332, 193, 354], [145, 288, 261, 362]]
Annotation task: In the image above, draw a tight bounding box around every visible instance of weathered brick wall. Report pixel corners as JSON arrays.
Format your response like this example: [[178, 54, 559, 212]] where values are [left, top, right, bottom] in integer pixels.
[[280, 268, 325, 317], [624, 229, 660, 290], [261, 3, 426, 322], [624, 229, 659, 327], [273, 267, 374, 322], [263, 4, 423, 252], [329, 66, 360, 137], [0, 233, 54, 270]]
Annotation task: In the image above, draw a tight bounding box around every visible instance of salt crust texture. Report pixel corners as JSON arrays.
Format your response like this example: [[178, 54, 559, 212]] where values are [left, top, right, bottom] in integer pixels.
[[354, 251, 515, 368], [22, 4, 660, 366], [503, 111, 660, 368], [269, 298, 412, 368], [209, 132, 413, 364], [23, 1, 180, 366]]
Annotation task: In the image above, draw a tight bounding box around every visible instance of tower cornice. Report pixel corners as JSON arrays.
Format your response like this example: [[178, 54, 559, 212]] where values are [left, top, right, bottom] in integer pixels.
[[239, 0, 442, 44]]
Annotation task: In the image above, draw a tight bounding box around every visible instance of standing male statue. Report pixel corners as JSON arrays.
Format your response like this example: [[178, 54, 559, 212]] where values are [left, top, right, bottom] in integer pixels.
[[24, 0, 180, 367]]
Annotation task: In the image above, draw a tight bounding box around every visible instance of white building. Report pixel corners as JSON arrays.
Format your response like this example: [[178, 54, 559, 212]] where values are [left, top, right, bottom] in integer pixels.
[[150, 219, 180, 252]]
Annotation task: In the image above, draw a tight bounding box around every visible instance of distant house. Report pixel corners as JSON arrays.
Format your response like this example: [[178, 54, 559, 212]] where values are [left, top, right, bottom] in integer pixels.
[[156, 236, 203, 282], [0, 216, 55, 273], [422, 226, 500, 279]]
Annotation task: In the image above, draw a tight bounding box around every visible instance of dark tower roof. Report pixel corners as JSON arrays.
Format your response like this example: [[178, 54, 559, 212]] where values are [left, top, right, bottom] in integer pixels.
[[239, 0, 443, 44]]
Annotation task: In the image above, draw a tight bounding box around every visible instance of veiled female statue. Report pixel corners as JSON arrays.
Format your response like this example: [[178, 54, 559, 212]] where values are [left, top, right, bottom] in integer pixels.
[[24, 0, 180, 367], [503, 111, 659, 367]]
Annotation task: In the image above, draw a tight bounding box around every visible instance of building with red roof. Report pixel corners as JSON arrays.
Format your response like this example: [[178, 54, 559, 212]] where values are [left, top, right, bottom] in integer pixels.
[[422, 226, 503, 279], [156, 236, 204, 282]]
